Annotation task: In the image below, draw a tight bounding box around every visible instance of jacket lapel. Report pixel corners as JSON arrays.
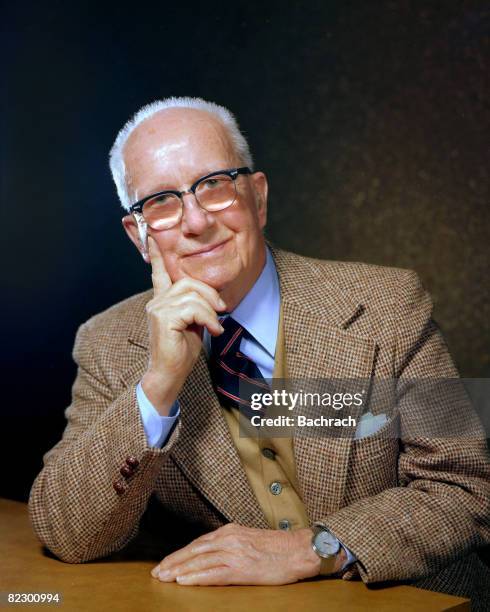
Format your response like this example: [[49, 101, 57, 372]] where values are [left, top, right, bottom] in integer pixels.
[[270, 246, 377, 520], [170, 352, 269, 528], [120, 295, 268, 528]]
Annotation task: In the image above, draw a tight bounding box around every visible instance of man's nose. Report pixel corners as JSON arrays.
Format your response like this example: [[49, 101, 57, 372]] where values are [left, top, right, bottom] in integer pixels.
[[180, 192, 214, 235]]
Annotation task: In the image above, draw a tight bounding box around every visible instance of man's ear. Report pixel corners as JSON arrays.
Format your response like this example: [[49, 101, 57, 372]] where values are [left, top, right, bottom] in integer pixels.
[[251, 171, 268, 229], [122, 215, 150, 263]]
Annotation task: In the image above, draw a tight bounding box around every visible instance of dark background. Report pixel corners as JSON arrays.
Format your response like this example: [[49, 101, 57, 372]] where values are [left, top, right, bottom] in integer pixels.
[[2, 0, 489, 501]]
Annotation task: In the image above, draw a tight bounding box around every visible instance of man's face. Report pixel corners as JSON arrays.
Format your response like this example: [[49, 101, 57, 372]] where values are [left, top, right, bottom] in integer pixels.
[[122, 108, 268, 307]]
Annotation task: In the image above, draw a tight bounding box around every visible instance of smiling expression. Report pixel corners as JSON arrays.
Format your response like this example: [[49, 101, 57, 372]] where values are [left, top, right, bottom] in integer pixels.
[[122, 108, 268, 309]]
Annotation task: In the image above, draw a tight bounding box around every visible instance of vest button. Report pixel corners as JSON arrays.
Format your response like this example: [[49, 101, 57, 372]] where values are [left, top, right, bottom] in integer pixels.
[[278, 519, 290, 530], [269, 481, 283, 495], [262, 447, 276, 460]]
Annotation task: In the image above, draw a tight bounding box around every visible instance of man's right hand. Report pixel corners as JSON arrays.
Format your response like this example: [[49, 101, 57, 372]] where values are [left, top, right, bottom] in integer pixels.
[[141, 235, 227, 415]]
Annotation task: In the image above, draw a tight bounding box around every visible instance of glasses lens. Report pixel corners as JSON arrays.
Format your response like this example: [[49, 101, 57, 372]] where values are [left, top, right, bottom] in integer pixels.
[[142, 194, 182, 230], [196, 174, 236, 212]]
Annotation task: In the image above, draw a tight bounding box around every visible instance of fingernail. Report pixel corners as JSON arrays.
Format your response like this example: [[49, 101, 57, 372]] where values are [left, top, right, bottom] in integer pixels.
[[219, 324, 225, 332], [151, 565, 160, 577], [218, 298, 226, 308]]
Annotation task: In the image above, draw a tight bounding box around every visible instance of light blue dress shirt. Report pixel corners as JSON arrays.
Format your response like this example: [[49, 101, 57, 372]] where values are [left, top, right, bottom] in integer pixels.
[[135, 245, 356, 569]]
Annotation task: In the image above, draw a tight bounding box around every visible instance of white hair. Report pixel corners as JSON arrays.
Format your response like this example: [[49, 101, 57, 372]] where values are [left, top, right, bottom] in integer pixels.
[[109, 96, 254, 211]]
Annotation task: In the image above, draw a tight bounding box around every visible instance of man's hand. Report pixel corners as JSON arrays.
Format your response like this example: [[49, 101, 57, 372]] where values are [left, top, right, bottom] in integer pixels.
[[141, 235, 227, 414], [150, 523, 345, 586]]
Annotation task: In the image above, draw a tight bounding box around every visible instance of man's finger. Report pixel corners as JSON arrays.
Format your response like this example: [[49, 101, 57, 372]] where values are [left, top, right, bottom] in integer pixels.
[[151, 524, 241, 577], [156, 552, 232, 582], [148, 235, 172, 295], [167, 277, 227, 312], [150, 529, 221, 577], [155, 539, 218, 574], [175, 566, 232, 586]]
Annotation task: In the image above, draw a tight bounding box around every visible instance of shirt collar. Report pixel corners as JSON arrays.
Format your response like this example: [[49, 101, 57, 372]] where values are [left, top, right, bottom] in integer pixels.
[[229, 245, 280, 358]]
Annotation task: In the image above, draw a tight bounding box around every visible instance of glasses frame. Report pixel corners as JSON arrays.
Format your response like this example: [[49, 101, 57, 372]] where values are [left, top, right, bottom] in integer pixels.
[[129, 167, 253, 228]]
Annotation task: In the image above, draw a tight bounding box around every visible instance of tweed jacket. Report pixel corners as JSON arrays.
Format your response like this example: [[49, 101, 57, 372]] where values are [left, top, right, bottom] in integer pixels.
[[29, 246, 490, 605]]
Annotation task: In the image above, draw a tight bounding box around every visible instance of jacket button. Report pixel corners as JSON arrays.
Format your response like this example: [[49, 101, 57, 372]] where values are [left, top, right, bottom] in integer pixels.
[[261, 447, 276, 460], [126, 456, 139, 468], [113, 481, 126, 495], [120, 465, 133, 478]]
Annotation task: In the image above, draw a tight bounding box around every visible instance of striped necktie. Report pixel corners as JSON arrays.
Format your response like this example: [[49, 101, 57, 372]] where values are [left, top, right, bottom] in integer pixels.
[[209, 316, 270, 420]]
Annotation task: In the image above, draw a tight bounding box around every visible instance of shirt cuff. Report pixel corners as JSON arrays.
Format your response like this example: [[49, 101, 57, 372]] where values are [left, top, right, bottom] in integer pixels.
[[340, 543, 357, 570], [136, 382, 180, 448]]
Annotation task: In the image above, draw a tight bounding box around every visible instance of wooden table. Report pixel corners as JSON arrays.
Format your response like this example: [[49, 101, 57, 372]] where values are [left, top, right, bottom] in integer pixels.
[[0, 498, 470, 611]]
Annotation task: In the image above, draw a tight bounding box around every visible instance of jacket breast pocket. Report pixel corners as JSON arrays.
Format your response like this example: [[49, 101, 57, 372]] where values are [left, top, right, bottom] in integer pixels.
[[344, 412, 400, 504]]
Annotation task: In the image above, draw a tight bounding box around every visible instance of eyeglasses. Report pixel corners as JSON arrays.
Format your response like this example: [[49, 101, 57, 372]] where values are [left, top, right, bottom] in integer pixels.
[[129, 167, 252, 230]]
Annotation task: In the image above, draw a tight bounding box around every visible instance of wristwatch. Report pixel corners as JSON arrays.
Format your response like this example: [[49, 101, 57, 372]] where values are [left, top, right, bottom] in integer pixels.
[[311, 523, 341, 575]]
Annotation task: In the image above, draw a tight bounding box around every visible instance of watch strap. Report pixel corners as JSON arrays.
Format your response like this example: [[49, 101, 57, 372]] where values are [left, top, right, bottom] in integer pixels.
[[318, 555, 337, 576]]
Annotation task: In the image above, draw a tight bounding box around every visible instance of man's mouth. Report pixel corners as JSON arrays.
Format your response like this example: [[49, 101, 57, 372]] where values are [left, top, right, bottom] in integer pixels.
[[184, 238, 231, 258]]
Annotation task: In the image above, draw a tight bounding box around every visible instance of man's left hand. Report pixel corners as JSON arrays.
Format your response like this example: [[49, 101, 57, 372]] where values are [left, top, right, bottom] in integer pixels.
[[151, 523, 345, 585]]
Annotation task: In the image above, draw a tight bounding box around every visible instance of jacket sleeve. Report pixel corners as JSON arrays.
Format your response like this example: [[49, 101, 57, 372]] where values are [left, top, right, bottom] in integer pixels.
[[319, 270, 490, 583], [28, 320, 181, 563]]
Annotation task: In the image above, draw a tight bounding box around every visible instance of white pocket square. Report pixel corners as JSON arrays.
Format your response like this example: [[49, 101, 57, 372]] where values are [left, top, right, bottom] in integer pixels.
[[354, 411, 388, 439]]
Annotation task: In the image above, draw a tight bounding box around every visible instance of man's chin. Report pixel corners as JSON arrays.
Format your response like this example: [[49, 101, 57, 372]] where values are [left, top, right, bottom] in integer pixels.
[[180, 263, 237, 292]]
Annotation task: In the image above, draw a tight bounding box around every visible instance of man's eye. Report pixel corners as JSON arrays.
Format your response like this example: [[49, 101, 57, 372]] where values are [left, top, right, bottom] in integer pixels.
[[152, 194, 174, 205], [202, 178, 221, 189]]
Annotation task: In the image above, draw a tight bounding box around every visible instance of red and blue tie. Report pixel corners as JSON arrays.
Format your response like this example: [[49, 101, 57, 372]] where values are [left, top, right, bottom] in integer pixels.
[[209, 316, 270, 420]]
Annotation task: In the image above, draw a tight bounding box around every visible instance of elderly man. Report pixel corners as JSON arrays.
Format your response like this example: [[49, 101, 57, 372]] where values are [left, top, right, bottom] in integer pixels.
[[29, 97, 489, 604]]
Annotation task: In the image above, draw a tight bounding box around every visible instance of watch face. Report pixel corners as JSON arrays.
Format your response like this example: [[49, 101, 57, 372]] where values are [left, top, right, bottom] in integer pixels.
[[314, 530, 340, 556]]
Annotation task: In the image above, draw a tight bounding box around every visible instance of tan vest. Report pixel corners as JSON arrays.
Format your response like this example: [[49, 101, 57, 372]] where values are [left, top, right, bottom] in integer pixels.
[[221, 306, 310, 531]]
